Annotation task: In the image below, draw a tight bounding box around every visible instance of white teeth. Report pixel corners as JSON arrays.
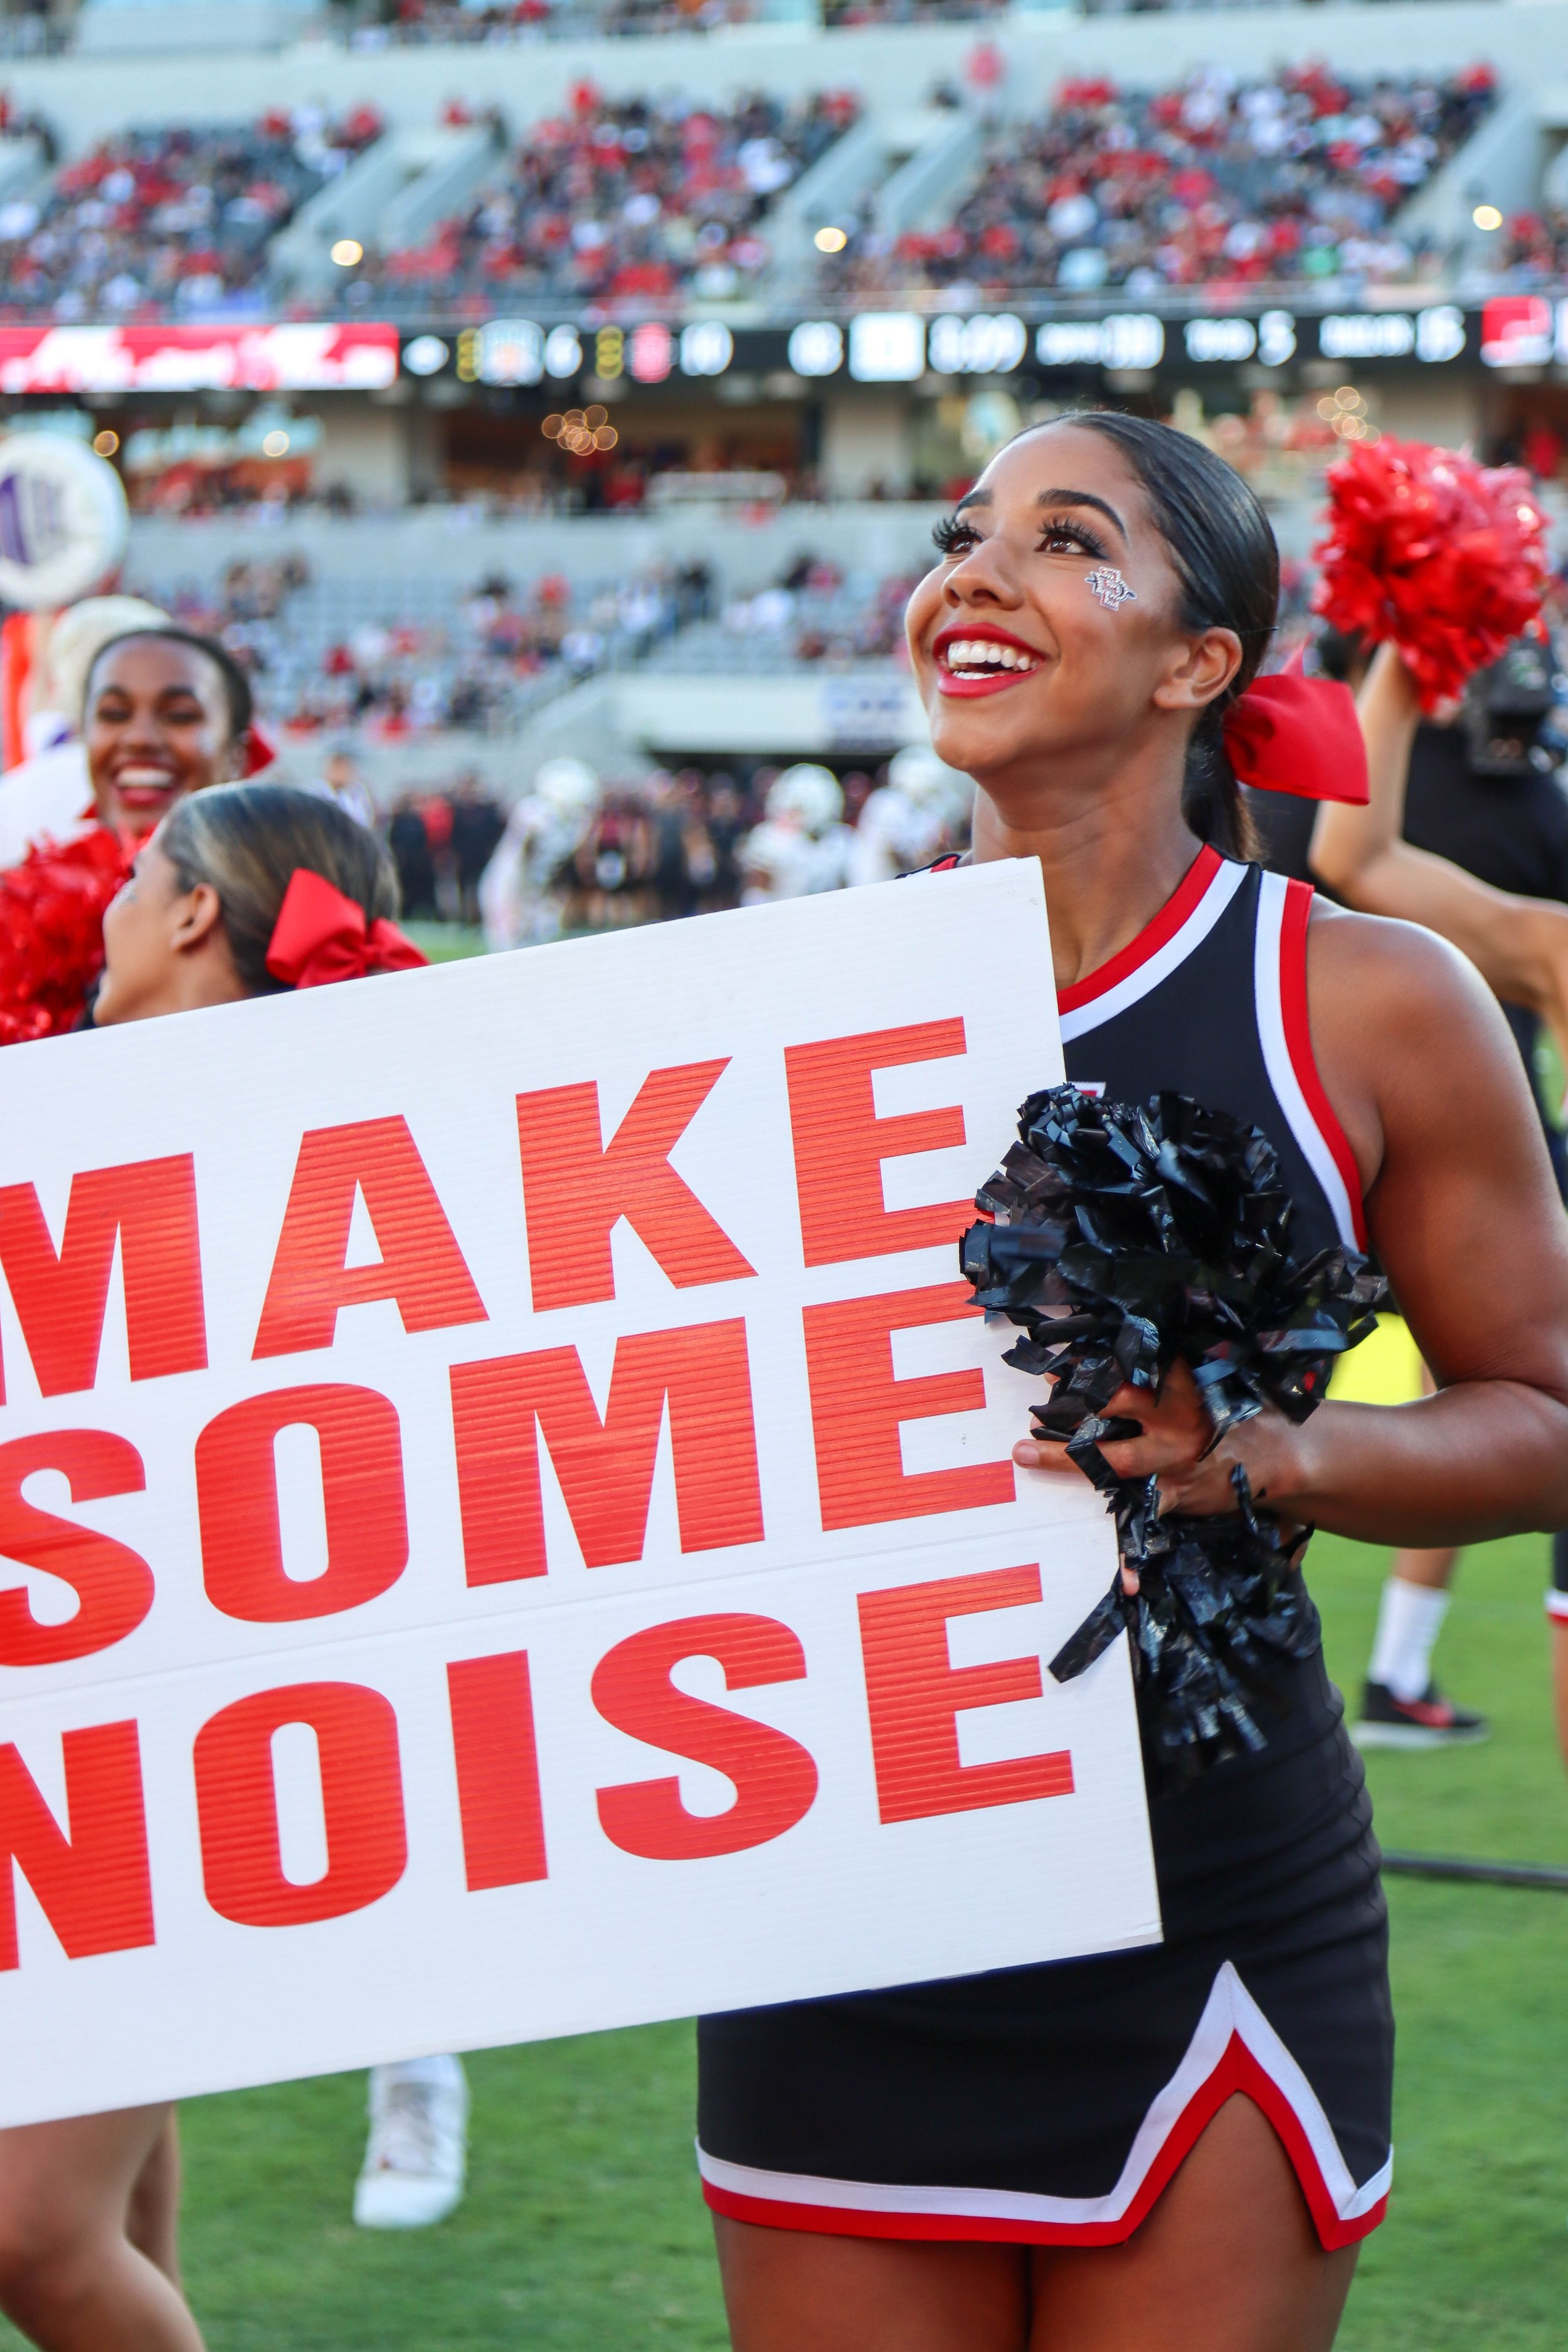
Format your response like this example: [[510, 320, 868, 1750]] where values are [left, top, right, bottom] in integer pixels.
[[945, 638, 1036, 673]]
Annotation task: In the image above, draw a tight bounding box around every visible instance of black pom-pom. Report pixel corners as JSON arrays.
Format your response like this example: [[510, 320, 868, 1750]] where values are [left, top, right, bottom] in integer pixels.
[[961, 1086, 1386, 1791]]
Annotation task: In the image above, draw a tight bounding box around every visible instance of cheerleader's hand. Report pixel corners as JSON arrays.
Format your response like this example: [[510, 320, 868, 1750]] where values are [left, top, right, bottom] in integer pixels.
[[1012, 1357, 1296, 1525]]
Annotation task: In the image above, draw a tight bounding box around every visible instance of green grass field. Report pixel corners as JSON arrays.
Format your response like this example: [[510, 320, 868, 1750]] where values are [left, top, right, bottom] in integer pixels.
[[8, 1532, 1564, 2349]]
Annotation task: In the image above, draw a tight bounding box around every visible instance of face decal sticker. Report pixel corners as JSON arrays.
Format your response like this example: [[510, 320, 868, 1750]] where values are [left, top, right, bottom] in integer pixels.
[[1085, 566, 1138, 612]]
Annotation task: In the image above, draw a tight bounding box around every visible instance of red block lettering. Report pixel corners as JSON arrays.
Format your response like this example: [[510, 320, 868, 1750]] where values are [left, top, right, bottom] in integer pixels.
[[0, 1722, 155, 1969], [0, 1431, 153, 1666], [253, 1116, 487, 1360], [785, 1020, 970, 1268], [516, 1061, 754, 1311], [450, 1318, 763, 1584], [803, 1283, 1014, 1531], [447, 1652, 548, 1891], [194, 1682, 407, 1927], [593, 1614, 817, 1860], [858, 1564, 1074, 1823], [0, 1155, 206, 1400], [196, 1385, 408, 1623]]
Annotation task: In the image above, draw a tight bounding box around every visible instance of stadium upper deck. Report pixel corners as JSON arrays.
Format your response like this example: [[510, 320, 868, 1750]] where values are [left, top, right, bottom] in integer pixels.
[[0, 2, 1565, 517], [0, 16, 1557, 326]]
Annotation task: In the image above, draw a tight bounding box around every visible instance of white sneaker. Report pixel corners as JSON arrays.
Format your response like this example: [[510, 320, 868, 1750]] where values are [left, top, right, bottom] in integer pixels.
[[353, 2055, 469, 2230]]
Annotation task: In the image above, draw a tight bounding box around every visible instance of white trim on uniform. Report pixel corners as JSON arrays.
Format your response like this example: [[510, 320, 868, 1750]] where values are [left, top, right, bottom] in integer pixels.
[[1253, 869, 1360, 1251], [1058, 857, 1247, 1044], [696, 1961, 1391, 2235]]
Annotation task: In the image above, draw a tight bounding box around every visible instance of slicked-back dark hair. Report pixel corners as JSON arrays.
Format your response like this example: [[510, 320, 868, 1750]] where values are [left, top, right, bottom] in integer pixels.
[[160, 780, 398, 996], [1043, 411, 1278, 860]]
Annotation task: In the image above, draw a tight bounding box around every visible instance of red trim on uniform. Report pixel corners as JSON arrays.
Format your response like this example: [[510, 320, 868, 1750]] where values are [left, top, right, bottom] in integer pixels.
[[701, 2033, 1385, 2252], [1056, 845, 1224, 1017], [928, 854, 965, 871], [1278, 878, 1367, 1249]]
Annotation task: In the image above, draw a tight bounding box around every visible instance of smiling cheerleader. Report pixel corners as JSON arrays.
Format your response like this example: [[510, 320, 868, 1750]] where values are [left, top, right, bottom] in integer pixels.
[[695, 414, 1568, 2352]]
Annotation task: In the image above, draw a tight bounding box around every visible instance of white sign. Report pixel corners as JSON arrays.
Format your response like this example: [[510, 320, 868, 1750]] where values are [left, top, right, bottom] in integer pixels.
[[0, 433, 128, 610], [0, 866, 1155, 2128]]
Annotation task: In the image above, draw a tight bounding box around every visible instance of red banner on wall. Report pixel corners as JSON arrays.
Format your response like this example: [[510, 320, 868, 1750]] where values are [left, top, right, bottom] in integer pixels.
[[0, 322, 398, 395]]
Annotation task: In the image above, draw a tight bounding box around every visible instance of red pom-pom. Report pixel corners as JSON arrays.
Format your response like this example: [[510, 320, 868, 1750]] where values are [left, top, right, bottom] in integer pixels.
[[1313, 438, 1549, 710], [0, 829, 132, 1047]]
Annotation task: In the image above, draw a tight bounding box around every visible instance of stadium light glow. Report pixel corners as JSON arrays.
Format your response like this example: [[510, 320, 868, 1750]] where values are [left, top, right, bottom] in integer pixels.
[[813, 225, 848, 253], [847, 312, 925, 382], [330, 240, 364, 267], [1472, 204, 1503, 231], [403, 335, 449, 378], [787, 320, 843, 378], [680, 321, 734, 377]]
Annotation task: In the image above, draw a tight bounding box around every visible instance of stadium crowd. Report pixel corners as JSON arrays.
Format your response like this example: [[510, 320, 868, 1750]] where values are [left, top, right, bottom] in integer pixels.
[[338, 0, 765, 38], [818, 63, 1496, 296], [0, 103, 384, 320], [1493, 206, 1568, 283], [345, 84, 858, 307], [646, 557, 920, 668], [142, 553, 714, 737]]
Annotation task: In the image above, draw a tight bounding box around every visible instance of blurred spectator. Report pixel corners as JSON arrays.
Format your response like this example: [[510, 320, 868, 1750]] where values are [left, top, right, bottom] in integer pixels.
[[825, 0, 1004, 21], [400, 750, 970, 933], [0, 105, 383, 320], [313, 743, 376, 830], [343, 0, 765, 34], [389, 794, 438, 918], [847, 744, 972, 886], [703, 774, 748, 907], [449, 771, 506, 923], [740, 763, 853, 901], [642, 559, 920, 677], [820, 64, 1495, 297], [1495, 208, 1568, 285], [347, 82, 858, 307], [0, 92, 56, 161], [479, 756, 601, 946]]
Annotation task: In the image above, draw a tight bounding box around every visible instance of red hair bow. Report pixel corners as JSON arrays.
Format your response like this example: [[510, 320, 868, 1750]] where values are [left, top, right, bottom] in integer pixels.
[[265, 868, 428, 990], [1221, 672, 1368, 805]]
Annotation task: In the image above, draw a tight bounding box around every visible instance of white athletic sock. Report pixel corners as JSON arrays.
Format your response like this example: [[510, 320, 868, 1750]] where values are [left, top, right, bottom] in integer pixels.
[[1368, 1577, 1450, 1703]]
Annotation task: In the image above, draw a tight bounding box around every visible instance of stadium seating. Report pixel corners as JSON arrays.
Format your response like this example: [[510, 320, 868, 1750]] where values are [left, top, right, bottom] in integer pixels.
[[342, 0, 761, 36], [132, 553, 704, 734], [1496, 208, 1568, 285], [0, 105, 384, 319], [346, 84, 859, 306], [817, 64, 1497, 295], [645, 558, 918, 673]]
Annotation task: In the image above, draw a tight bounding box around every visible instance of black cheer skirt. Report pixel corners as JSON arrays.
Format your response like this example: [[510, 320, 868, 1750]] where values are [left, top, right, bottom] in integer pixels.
[[697, 1649, 1392, 2252]]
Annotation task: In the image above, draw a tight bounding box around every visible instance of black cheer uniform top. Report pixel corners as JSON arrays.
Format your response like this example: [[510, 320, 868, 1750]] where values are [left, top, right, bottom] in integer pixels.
[[696, 849, 1393, 2257]]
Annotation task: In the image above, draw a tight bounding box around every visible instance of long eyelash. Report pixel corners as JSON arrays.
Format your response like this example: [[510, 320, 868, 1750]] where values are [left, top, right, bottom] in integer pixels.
[[932, 514, 977, 555], [1038, 516, 1109, 561]]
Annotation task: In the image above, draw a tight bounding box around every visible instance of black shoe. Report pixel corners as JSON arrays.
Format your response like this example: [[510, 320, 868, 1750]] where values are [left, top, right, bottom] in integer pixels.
[[1355, 1680, 1490, 1749]]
